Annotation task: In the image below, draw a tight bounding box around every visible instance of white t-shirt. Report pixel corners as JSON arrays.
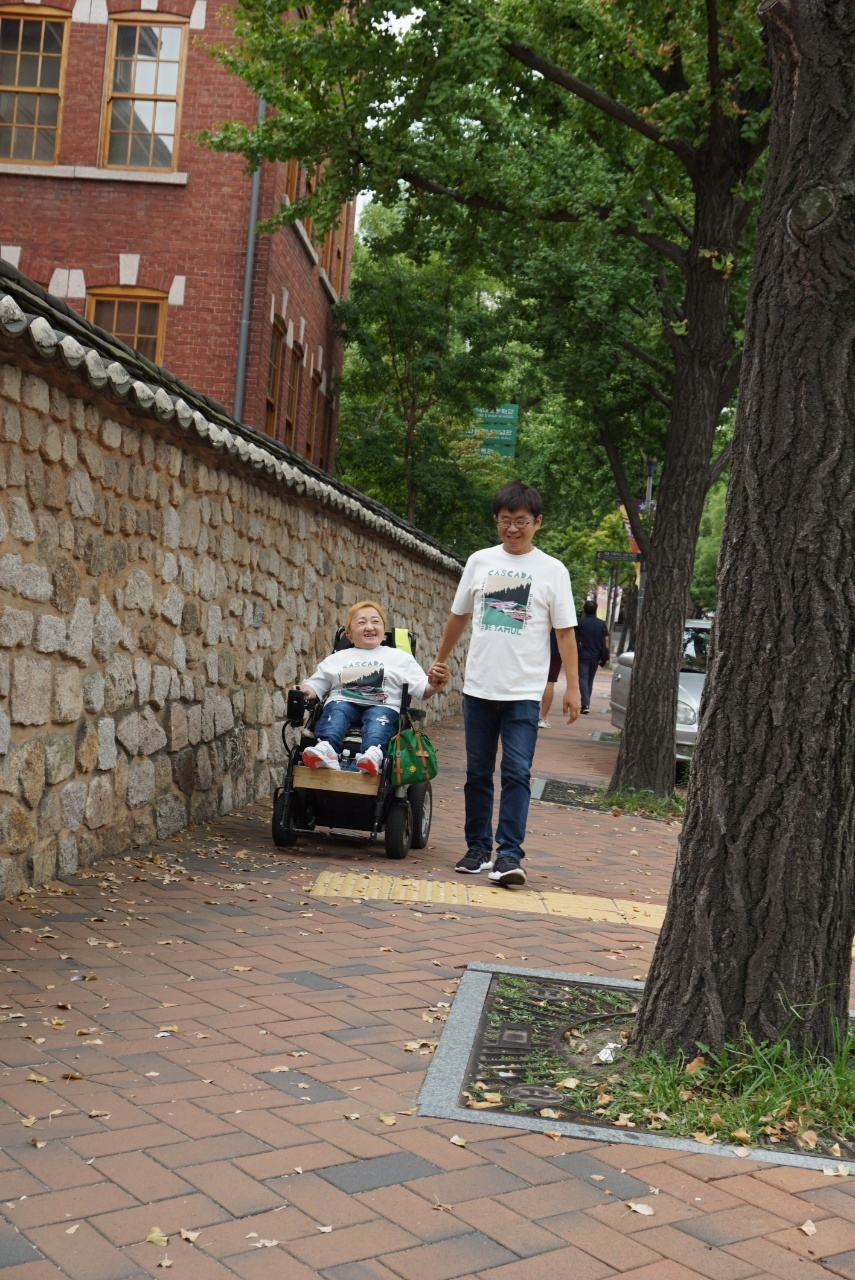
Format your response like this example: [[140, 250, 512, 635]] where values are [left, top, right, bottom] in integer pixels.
[[452, 545, 577, 700], [305, 645, 429, 711]]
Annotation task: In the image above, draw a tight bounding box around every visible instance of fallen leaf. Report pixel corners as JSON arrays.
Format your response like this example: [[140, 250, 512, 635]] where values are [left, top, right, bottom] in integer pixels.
[[31, 1138, 46, 1148], [232, 966, 253, 972], [27, 1074, 48, 1084], [159, 1025, 179, 1034], [555, 1078, 580, 1090], [543, 1131, 562, 1141], [269, 1066, 289, 1074], [378, 1114, 397, 1126], [800, 1220, 817, 1236], [21, 1116, 37, 1127], [831, 1143, 842, 1158], [432, 1202, 453, 1212], [75, 1027, 98, 1036], [249, 1240, 279, 1248], [628, 1202, 654, 1216], [180, 1229, 200, 1243], [730, 1128, 752, 1146], [66, 1224, 80, 1235], [157, 1258, 172, 1268], [287, 1051, 307, 1058], [449, 1135, 466, 1147], [62, 1072, 84, 1081], [466, 1099, 500, 1110], [539, 1108, 563, 1119], [685, 1056, 705, 1075], [344, 1113, 360, 1121], [692, 1132, 715, 1145], [798, 1130, 818, 1150], [89, 1110, 111, 1119], [317, 1225, 332, 1233], [146, 1226, 169, 1247], [590, 1175, 604, 1181]]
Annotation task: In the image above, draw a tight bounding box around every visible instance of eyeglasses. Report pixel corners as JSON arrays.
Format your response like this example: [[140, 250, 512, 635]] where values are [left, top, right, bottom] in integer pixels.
[[496, 516, 535, 530]]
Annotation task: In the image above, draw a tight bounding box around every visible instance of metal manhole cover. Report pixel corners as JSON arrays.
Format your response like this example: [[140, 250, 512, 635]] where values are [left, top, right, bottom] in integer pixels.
[[526, 984, 572, 1002], [504, 1084, 566, 1108]]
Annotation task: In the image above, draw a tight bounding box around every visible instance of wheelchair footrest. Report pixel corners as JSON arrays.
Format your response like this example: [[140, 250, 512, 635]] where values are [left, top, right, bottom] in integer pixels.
[[292, 764, 380, 795]]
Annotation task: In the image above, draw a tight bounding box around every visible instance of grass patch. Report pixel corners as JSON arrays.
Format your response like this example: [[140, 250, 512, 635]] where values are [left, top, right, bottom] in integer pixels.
[[466, 974, 855, 1156], [588, 1032, 855, 1153], [596, 786, 685, 820]]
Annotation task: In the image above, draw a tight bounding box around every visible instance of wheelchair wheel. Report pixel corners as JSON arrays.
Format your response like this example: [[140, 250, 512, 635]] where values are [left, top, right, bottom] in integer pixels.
[[384, 800, 412, 860], [408, 781, 432, 849], [272, 788, 299, 848]]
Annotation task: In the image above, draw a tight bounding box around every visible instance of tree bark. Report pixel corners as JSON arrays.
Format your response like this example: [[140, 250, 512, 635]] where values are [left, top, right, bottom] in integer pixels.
[[634, 0, 855, 1057], [609, 174, 738, 796]]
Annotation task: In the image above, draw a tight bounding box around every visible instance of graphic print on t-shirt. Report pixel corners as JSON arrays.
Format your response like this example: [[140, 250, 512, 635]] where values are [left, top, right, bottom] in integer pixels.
[[481, 569, 533, 633], [340, 657, 386, 703]]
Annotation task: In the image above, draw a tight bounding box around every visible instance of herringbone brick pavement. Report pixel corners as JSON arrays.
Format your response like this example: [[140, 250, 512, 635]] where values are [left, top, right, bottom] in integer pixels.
[[1, 672, 851, 1278]]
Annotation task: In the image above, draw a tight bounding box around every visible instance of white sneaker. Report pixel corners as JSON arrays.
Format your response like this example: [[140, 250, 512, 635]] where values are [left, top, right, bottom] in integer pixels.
[[356, 745, 384, 776], [538, 718, 550, 728], [302, 741, 341, 770]]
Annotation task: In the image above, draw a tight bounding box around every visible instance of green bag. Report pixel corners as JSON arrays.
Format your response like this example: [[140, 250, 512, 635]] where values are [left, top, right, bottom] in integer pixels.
[[388, 727, 438, 785]]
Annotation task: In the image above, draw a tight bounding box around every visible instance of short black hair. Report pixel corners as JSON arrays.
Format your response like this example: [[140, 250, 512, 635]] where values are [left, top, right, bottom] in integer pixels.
[[583, 599, 597, 615], [492, 482, 542, 519]]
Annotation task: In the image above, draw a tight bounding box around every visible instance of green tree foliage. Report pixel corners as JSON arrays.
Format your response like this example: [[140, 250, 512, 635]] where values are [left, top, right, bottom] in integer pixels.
[[332, 205, 510, 550], [205, 0, 769, 796], [690, 480, 727, 613]]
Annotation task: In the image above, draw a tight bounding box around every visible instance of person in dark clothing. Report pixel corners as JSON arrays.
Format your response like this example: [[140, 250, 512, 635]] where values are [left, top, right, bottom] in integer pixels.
[[576, 599, 610, 713]]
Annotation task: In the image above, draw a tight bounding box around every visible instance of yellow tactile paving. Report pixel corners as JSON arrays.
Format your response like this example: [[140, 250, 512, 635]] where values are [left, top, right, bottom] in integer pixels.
[[309, 869, 667, 928]]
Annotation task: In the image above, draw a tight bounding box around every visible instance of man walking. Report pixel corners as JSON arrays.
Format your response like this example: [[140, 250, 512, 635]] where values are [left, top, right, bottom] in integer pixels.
[[576, 599, 610, 714], [430, 482, 580, 887]]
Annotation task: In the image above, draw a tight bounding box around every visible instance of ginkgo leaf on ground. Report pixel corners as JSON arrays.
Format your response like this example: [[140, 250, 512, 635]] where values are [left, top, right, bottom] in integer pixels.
[[628, 1202, 654, 1216], [146, 1226, 169, 1246]]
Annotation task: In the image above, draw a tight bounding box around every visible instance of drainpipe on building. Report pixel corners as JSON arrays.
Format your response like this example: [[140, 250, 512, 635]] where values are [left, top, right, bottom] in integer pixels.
[[233, 97, 267, 424]]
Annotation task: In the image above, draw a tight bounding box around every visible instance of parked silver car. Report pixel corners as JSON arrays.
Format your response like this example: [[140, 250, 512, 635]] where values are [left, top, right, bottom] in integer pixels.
[[610, 620, 712, 762]]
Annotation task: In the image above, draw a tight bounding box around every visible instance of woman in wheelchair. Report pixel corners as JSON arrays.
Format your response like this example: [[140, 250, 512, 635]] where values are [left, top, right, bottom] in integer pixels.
[[296, 601, 448, 775]]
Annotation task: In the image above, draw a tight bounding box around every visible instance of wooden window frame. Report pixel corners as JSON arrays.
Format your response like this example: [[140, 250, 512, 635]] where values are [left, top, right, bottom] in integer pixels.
[[283, 341, 303, 449], [99, 14, 188, 173], [265, 318, 285, 437], [306, 372, 322, 463], [317, 392, 335, 473], [85, 285, 167, 363], [0, 7, 69, 166]]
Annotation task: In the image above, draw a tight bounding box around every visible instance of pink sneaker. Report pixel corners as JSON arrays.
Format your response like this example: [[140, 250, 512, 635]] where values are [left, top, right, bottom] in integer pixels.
[[356, 745, 384, 776], [302, 741, 341, 770]]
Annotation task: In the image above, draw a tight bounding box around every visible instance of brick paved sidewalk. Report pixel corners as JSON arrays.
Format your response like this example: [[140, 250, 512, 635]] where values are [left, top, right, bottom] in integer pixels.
[[2, 672, 854, 1280]]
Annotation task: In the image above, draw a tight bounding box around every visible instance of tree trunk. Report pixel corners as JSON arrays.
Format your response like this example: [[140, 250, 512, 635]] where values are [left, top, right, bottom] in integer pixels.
[[609, 176, 738, 797], [634, 0, 855, 1057]]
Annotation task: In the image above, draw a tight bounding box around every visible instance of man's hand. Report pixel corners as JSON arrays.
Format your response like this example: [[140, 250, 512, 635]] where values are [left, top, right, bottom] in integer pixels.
[[428, 661, 450, 689], [563, 684, 582, 723]]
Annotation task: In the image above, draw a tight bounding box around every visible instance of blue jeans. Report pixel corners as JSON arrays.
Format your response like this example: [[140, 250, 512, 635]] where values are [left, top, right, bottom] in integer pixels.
[[579, 657, 599, 710], [315, 700, 398, 754], [463, 696, 539, 863]]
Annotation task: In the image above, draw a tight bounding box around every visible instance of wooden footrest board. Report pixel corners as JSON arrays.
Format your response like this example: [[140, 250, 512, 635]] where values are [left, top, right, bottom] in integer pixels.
[[292, 764, 380, 794]]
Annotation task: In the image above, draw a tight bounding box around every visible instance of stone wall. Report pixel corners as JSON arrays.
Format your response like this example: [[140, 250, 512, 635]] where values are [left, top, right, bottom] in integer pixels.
[[0, 334, 463, 898]]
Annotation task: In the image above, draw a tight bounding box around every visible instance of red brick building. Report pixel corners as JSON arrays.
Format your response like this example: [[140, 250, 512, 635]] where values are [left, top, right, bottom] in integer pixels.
[[0, 0, 353, 470]]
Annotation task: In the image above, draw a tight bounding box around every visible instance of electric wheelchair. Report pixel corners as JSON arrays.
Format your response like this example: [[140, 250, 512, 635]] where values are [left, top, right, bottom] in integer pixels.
[[271, 625, 433, 859]]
